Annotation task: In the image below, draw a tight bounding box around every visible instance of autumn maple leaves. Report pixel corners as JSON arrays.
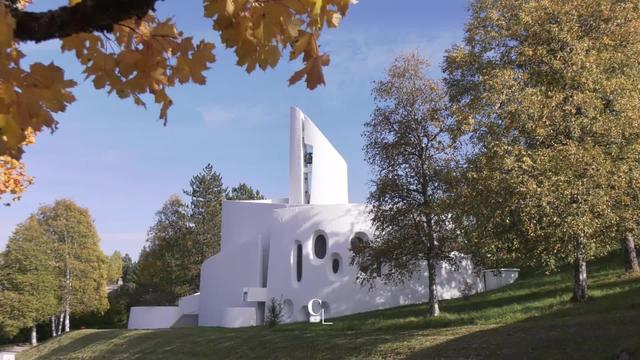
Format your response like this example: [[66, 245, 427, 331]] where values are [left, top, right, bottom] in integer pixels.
[[0, 0, 355, 201]]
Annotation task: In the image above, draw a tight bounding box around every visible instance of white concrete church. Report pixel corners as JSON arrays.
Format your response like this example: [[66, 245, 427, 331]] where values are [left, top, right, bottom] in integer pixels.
[[128, 108, 518, 329]]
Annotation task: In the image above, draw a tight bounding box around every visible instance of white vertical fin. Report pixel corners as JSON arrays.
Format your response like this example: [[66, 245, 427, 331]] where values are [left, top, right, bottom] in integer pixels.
[[288, 107, 304, 204]]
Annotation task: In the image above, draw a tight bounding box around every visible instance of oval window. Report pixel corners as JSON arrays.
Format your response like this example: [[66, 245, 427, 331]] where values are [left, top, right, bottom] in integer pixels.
[[314, 234, 327, 259], [296, 243, 303, 282], [332, 258, 340, 274]]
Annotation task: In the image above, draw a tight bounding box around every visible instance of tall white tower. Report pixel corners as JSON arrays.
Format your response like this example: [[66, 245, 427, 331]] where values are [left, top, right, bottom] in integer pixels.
[[288, 107, 349, 205]]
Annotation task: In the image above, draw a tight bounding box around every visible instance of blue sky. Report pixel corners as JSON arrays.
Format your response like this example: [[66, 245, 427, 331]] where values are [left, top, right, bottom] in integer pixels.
[[0, 1, 470, 259]]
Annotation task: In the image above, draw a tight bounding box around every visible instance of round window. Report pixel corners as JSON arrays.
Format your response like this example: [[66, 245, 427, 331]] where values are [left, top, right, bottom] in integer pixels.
[[314, 234, 327, 259], [350, 235, 366, 252]]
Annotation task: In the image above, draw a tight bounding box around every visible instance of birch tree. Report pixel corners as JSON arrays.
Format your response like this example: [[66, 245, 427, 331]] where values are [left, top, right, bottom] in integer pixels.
[[36, 199, 109, 332], [353, 53, 460, 317]]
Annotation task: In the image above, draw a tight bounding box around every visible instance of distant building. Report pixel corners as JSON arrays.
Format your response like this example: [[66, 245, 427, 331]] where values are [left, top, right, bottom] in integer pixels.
[[128, 108, 518, 329]]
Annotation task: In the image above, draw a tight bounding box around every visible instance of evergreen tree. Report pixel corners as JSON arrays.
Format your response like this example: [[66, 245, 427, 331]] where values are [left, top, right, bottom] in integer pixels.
[[36, 199, 109, 332], [226, 183, 265, 201], [121, 253, 134, 284], [184, 164, 226, 257], [0, 217, 58, 345]]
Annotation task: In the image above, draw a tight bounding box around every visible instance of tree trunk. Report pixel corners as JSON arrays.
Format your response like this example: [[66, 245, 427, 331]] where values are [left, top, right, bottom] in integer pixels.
[[623, 233, 640, 273], [572, 239, 588, 302], [30, 325, 37, 346], [57, 312, 63, 335], [64, 306, 70, 333], [425, 215, 440, 317], [51, 316, 57, 337], [427, 259, 440, 317]]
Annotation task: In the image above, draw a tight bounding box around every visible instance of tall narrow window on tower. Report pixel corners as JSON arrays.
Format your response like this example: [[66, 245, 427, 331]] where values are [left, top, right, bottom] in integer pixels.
[[303, 144, 314, 204]]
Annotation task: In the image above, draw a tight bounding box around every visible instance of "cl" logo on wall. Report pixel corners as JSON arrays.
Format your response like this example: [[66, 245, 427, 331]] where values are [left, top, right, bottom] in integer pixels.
[[307, 298, 333, 325]]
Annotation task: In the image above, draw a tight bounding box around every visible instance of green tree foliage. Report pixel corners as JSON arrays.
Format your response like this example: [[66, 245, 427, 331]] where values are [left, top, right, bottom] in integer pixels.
[[0, 217, 58, 344], [226, 183, 265, 201], [134, 164, 265, 305], [184, 164, 225, 258], [36, 199, 109, 330], [353, 52, 459, 317], [121, 253, 134, 284], [444, 0, 640, 301], [106, 251, 123, 285], [136, 195, 194, 304]]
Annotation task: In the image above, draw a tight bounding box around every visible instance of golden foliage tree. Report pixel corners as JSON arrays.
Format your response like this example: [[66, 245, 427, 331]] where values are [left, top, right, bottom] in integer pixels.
[[355, 53, 459, 317], [444, 0, 640, 301], [0, 0, 356, 201]]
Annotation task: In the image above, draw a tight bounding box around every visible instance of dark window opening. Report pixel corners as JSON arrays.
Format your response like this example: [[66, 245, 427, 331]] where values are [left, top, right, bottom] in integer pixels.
[[332, 258, 340, 274], [350, 236, 365, 252], [314, 234, 327, 259], [296, 244, 303, 282]]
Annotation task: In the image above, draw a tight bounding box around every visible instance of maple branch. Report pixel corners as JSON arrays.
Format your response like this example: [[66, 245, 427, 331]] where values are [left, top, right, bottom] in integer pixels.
[[11, 0, 160, 43]]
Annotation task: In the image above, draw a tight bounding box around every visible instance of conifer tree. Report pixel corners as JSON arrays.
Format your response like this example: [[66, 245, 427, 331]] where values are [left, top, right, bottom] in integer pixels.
[[226, 183, 265, 201], [185, 164, 226, 257]]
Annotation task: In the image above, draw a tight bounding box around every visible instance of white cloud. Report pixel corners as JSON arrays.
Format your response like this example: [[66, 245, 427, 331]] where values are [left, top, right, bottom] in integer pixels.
[[322, 29, 463, 86], [199, 105, 238, 127], [198, 104, 273, 128]]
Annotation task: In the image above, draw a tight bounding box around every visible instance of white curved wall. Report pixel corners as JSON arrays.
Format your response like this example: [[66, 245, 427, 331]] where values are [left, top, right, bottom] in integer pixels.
[[265, 204, 482, 322]]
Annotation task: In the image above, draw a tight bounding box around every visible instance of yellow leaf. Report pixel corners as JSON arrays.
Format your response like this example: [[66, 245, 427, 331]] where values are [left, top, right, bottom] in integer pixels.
[[327, 11, 342, 28], [290, 31, 311, 60], [224, 0, 235, 16], [0, 114, 24, 150]]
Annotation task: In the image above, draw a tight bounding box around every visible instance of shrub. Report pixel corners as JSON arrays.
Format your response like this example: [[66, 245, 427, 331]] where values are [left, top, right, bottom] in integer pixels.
[[265, 296, 284, 328]]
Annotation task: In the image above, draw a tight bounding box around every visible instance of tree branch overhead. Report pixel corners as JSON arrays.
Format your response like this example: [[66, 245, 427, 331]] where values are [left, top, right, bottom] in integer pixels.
[[12, 0, 158, 43]]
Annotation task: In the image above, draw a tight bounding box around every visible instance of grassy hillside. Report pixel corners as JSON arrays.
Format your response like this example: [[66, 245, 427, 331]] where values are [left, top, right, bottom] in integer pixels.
[[19, 252, 640, 359]]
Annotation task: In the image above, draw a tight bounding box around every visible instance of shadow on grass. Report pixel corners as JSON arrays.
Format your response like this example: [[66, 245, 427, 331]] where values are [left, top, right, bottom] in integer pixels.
[[25, 330, 126, 359], [405, 285, 640, 360], [22, 253, 640, 359]]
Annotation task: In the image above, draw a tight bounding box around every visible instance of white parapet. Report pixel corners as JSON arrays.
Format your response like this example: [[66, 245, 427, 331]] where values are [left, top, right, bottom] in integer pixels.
[[179, 293, 200, 315], [482, 269, 520, 292], [128, 306, 182, 329]]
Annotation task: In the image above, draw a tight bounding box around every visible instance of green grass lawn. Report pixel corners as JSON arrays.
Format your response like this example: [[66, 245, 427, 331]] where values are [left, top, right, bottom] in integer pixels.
[[19, 252, 640, 359]]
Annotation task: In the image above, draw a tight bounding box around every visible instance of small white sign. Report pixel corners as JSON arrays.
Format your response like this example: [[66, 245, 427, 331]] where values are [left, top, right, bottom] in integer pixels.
[[307, 298, 333, 325]]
